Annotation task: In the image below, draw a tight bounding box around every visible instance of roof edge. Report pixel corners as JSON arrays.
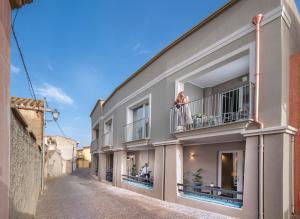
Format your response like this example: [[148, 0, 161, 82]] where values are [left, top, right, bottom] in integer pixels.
[[102, 0, 239, 107], [90, 99, 104, 117]]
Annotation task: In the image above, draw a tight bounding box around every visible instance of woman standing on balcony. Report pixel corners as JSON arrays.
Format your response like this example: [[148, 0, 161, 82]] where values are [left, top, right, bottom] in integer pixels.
[[174, 91, 193, 130]]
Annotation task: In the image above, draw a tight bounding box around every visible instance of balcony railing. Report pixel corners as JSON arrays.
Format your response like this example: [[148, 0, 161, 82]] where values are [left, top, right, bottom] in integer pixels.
[[177, 183, 243, 208], [91, 138, 99, 151], [102, 131, 113, 146], [170, 83, 254, 133], [122, 174, 153, 189], [123, 117, 150, 142]]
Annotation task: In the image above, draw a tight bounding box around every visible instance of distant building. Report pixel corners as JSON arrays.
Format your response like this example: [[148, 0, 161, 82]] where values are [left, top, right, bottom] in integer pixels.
[[45, 136, 78, 176], [76, 146, 91, 168]]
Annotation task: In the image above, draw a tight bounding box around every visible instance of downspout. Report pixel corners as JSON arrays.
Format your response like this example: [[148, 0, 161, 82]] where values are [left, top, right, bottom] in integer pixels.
[[252, 14, 264, 219]]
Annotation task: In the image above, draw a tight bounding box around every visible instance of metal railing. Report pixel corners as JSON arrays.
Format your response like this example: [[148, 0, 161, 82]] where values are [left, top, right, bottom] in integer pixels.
[[122, 174, 153, 187], [102, 131, 113, 146], [91, 138, 99, 151], [170, 83, 254, 133], [123, 117, 150, 142], [177, 183, 243, 206]]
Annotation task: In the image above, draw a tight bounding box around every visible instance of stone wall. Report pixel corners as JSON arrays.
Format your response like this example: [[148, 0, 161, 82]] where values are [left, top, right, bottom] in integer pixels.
[[10, 109, 41, 219], [46, 151, 63, 178]]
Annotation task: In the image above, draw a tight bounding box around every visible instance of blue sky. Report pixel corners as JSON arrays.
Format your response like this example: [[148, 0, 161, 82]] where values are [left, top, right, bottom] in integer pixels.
[[11, 1, 300, 147]]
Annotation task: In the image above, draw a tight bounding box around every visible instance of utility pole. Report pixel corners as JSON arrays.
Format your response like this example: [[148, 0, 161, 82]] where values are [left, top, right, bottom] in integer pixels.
[[41, 98, 60, 191]]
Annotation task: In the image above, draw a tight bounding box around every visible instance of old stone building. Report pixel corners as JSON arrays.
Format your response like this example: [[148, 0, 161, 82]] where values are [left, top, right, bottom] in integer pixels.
[[45, 136, 78, 175], [10, 97, 44, 218]]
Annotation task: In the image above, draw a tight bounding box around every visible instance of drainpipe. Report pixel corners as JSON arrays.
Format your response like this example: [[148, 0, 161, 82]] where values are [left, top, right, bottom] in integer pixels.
[[252, 14, 264, 219]]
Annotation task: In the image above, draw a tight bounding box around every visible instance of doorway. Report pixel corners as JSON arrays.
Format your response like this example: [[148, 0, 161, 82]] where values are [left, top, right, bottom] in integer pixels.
[[218, 150, 244, 198]]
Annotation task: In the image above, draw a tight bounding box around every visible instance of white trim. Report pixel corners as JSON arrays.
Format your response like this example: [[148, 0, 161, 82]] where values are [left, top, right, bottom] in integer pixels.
[[104, 115, 113, 133], [242, 125, 297, 136], [176, 127, 246, 141], [183, 139, 245, 147], [92, 122, 99, 129], [282, 5, 292, 28], [125, 93, 152, 142], [152, 140, 181, 147], [175, 42, 255, 83], [217, 150, 244, 193], [95, 6, 285, 123]]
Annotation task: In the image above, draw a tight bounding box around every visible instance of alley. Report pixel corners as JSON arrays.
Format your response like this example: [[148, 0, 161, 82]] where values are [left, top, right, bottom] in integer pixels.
[[36, 169, 234, 219]]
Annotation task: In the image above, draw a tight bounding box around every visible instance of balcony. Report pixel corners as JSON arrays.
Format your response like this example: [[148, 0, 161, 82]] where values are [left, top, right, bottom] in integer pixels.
[[123, 117, 150, 143], [90, 138, 99, 152], [177, 183, 243, 208], [170, 83, 254, 134], [122, 175, 153, 189]]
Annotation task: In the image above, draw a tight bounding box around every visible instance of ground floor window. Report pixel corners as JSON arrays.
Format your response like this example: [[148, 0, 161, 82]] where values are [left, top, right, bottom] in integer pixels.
[[180, 143, 245, 208], [122, 149, 155, 189]]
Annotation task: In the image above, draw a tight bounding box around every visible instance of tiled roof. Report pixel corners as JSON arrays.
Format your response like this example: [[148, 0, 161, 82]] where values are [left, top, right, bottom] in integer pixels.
[[11, 97, 44, 110], [10, 0, 33, 9]]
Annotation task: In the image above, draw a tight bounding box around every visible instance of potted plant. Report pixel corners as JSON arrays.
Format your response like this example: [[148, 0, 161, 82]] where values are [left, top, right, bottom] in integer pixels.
[[192, 168, 203, 186], [131, 164, 137, 176], [192, 113, 202, 128]]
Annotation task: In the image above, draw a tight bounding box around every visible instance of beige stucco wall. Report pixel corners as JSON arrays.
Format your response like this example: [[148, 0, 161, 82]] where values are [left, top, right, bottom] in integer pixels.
[[47, 151, 63, 178], [18, 109, 43, 146], [0, 0, 11, 217], [183, 142, 245, 186]]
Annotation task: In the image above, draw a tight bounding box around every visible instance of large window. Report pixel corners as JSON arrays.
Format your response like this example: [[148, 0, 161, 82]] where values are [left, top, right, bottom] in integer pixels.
[[103, 117, 113, 146], [132, 103, 149, 140], [125, 95, 151, 142]]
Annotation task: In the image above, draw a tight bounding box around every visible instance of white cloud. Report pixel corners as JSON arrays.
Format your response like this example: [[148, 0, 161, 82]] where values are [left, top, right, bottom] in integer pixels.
[[47, 64, 54, 71], [11, 64, 21, 74], [132, 43, 141, 51], [131, 43, 151, 56], [136, 50, 151, 55], [74, 116, 80, 121], [36, 83, 74, 105]]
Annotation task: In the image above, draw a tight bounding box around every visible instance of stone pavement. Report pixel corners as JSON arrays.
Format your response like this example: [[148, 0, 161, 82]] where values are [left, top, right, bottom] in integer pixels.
[[36, 168, 235, 219]]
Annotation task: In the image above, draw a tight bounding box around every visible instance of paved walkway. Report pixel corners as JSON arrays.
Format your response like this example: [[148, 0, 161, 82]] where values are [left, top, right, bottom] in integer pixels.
[[36, 169, 234, 219]]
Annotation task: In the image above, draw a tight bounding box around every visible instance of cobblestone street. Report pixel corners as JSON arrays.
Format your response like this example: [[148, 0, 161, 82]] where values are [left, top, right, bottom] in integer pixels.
[[36, 169, 234, 219]]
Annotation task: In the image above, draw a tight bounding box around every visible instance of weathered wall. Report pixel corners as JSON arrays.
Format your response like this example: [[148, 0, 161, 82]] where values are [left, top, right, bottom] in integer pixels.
[[45, 136, 78, 173], [0, 0, 11, 217], [46, 151, 63, 178], [10, 109, 41, 219], [18, 109, 43, 146]]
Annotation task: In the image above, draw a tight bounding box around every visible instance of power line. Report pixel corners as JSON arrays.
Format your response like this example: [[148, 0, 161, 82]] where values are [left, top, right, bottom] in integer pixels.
[[44, 99, 66, 138], [12, 9, 19, 27], [55, 120, 66, 138], [11, 25, 37, 100]]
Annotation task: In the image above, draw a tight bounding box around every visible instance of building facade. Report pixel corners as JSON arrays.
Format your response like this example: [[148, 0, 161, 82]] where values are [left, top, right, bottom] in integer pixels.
[[0, 1, 32, 218], [91, 0, 300, 218], [76, 146, 91, 168], [45, 136, 78, 175]]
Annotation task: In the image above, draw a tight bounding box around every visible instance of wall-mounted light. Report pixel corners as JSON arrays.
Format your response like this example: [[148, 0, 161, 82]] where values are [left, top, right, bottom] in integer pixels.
[[242, 76, 248, 83], [190, 152, 196, 160]]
